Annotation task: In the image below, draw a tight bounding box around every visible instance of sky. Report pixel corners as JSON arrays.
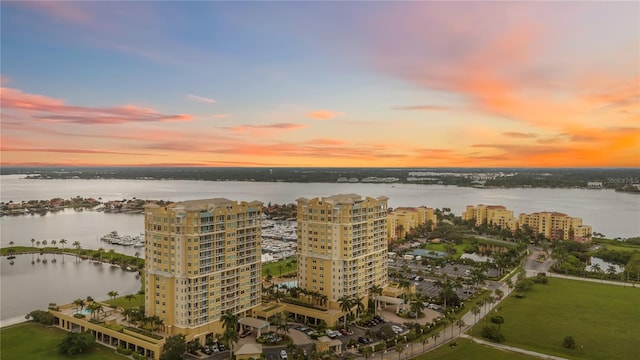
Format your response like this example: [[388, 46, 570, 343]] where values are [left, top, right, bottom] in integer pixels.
[[1, 1, 639, 168]]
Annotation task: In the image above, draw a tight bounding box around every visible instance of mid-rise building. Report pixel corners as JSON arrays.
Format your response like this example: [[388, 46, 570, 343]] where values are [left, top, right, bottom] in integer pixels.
[[291, 194, 389, 325], [387, 206, 437, 241], [518, 211, 592, 242], [462, 204, 518, 231], [144, 198, 263, 343]]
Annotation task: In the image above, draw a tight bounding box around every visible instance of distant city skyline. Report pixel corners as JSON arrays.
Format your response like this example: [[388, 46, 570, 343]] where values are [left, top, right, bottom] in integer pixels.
[[1, 1, 638, 168]]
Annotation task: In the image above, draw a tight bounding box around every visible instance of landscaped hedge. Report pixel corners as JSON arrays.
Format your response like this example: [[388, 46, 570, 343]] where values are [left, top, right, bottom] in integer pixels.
[[125, 326, 164, 340], [281, 298, 327, 311]]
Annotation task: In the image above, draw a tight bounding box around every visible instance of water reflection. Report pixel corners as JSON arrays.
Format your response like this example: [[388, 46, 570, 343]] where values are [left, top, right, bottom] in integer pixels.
[[1, 254, 140, 327], [587, 257, 625, 274]]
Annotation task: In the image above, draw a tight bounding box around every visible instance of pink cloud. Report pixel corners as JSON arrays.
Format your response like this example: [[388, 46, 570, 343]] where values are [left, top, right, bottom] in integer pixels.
[[307, 110, 344, 120], [1, 147, 155, 156], [226, 123, 306, 133], [211, 114, 230, 119], [1, 86, 193, 124]]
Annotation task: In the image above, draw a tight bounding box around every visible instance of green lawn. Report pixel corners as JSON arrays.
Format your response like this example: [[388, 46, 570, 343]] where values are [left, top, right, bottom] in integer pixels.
[[412, 338, 536, 360], [105, 293, 145, 309], [469, 278, 640, 360], [262, 257, 297, 277], [0, 322, 123, 360]]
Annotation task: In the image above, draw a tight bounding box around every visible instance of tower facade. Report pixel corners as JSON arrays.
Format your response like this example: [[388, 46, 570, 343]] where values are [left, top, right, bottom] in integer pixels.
[[144, 198, 262, 341], [296, 194, 389, 310]]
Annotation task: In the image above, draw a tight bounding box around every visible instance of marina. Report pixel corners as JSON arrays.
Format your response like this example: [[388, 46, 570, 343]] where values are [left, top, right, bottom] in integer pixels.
[[99, 231, 144, 247]]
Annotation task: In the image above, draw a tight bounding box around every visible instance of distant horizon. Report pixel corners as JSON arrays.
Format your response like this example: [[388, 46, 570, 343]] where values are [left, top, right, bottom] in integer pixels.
[[2, 165, 638, 170], [1, 2, 638, 167]]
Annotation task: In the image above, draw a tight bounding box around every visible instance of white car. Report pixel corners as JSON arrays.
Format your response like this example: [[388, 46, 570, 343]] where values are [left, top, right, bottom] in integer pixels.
[[280, 350, 288, 360]]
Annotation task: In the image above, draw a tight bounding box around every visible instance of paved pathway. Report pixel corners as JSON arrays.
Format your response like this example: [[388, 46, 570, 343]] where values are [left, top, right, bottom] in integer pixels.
[[460, 334, 569, 360]]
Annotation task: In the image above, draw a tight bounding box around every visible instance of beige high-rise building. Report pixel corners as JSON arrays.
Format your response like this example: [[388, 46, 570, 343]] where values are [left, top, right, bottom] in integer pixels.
[[293, 194, 389, 323], [144, 198, 262, 343]]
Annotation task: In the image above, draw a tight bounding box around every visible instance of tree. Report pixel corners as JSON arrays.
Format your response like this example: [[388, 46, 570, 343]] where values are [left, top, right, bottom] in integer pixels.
[[409, 299, 425, 319], [431, 331, 440, 346], [562, 335, 576, 349], [9, 241, 14, 248], [73, 298, 86, 314], [221, 310, 239, 333], [108, 290, 119, 301], [471, 305, 480, 323], [59, 238, 67, 252], [456, 319, 466, 336], [134, 251, 141, 268], [338, 295, 352, 329], [421, 336, 429, 353], [396, 339, 405, 360], [125, 294, 136, 307], [58, 331, 95, 356], [222, 328, 239, 359], [353, 296, 365, 319], [369, 285, 383, 315], [362, 345, 373, 360], [160, 334, 187, 360], [31, 238, 35, 248], [73, 241, 81, 261]]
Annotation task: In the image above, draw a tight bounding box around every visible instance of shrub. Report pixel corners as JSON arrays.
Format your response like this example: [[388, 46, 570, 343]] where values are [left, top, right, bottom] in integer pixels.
[[27, 310, 55, 325], [563, 335, 576, 349], [490, 315, 504, 324], [481, 325, 505, 343]]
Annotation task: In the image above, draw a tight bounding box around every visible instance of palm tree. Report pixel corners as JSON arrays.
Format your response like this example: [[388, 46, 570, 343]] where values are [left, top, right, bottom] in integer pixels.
[[471, 305, 481, 324], [410, 299, 425, 320], [369, 285, 383, 315], [353, 296, 365, 320], [107, 290, 119, 301], [421, 336, 429, 353], [221, 310, 239, 333], [607, 265, 617, 279], [59, 238, 67, 252], [362, 345, 373, 360], [125, 294, 136, 307], [337, 295, 352, 329], [398, 279, 411, 303], [134, 251, 141, 268], [396, 339, 405, 360], [456, 319, 466, 336], [9, 241, 14, 248], [73, 298, 86, 314], [431, 330, 440, 347], [31, 238, 35, 248], [73, 241, 81, 261], [222, 328, 238, 359]]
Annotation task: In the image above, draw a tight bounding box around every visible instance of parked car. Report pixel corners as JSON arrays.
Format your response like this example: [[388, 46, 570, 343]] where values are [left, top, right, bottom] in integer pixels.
[[218, 344, 226, 351], [240, 329, 252, 338], [280, 350, 288, 359]]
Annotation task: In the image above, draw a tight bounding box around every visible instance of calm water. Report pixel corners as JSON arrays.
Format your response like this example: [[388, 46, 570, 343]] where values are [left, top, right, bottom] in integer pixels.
[[1, 175, 639, 327], [1, 175, 639, 239], [0, 254, 140, 327]]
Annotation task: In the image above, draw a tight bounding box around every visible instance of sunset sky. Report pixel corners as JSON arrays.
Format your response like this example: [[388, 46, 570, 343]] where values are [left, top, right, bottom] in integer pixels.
[[1, 1, 638, 168]]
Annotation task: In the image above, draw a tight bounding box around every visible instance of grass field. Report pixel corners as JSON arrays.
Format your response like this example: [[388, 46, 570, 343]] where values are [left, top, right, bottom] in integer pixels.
[[0, 322, 123, 360], [412, 339, 537, 360], [469, 278, 640, 360], [262, 257, 297, 277], [105, 293, 145, 309]]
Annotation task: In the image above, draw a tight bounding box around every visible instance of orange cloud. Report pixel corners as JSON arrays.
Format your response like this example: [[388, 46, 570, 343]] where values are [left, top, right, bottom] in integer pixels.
[[1, 86, 192, 124], [307, 110, 344, 120]]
